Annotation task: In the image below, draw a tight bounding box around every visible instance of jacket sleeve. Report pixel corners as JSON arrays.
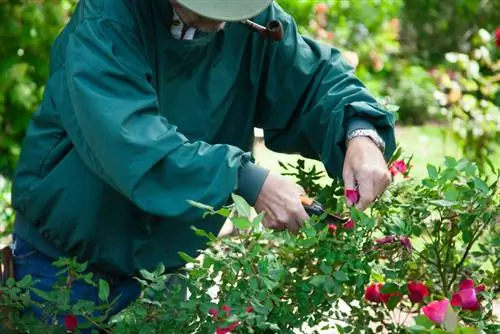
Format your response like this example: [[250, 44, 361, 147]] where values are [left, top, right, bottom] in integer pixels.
[[254, 4, 396, 179], [60, 18, 267, 221]]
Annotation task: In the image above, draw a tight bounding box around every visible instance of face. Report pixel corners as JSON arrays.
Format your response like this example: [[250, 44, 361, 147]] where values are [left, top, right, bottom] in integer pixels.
[[170, 0, 226, 33]]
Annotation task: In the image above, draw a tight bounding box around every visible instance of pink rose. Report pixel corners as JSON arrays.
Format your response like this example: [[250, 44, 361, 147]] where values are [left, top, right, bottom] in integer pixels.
[[422, 299, 450, 324]]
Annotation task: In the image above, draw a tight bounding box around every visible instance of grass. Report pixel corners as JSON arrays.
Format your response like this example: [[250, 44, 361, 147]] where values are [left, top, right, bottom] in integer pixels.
[[252, 125, 500, 181]]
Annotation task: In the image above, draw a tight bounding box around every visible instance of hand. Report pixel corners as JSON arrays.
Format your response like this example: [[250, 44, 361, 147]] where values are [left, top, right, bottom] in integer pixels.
[[343, 136, 391, 211], [254, 172, 310, 233]]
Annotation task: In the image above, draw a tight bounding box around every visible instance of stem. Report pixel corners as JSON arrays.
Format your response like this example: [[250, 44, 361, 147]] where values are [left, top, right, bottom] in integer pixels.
[[449, 223, 486, 287], [427, 217, 448, 294]]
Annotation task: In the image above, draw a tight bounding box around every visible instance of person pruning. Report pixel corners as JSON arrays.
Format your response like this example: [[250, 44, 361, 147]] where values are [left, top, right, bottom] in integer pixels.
[[7, 0, 395, 329]]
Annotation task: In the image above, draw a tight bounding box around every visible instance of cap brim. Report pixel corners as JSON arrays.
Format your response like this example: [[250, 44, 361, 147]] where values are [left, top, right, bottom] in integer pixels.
[[176, 0, 273, 21]]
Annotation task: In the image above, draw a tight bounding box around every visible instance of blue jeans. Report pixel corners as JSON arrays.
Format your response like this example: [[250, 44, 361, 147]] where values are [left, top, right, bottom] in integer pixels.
[[12, 235, 142, 333]]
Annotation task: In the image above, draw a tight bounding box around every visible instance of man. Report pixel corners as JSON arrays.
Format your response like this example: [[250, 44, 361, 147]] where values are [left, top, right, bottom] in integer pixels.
[[10, 0, 395, 328]]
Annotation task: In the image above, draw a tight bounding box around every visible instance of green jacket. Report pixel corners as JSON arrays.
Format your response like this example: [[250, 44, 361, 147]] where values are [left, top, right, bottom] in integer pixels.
[[12, 0, 395, 276]]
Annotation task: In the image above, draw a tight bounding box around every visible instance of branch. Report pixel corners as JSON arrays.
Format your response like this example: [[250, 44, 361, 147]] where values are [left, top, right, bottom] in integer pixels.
[[450, 223, 487, 287]]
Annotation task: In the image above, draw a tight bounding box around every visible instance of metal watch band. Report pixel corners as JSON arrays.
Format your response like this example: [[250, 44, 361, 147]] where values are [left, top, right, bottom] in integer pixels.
[[346, 129, 385, 153]]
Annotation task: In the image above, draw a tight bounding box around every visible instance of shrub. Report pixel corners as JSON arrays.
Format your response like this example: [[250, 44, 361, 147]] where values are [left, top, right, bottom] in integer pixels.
[[1, 154, 498, 333]]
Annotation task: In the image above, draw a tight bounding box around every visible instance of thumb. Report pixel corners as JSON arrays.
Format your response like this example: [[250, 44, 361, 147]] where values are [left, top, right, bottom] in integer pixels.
[[343, 168, 358, 207]]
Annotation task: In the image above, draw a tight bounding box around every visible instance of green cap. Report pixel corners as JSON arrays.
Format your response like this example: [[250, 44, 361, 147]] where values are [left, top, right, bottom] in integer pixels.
[[176, 0, 273, 21]]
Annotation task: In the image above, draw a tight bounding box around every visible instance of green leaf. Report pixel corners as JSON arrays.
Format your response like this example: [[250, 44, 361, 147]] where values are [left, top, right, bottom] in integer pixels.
[[320, 262, 332, 274], [473, 177, 489, 193], [186, 199, 214, 211], [408, 325, 430, 333], [429, 200, 455, 207], [178, 251, 197, 263], [231, 216, 251, 229], [422, 179, 436, 188], [414, 315, 434, 329], [444, 157, 457, 168], [386, 295, 401, 310], [98, 279, 110, 301], [252, 211, 265, 227], [249, 277, 259, 291], [457, 328, 480, 334], [324, 276, 335, 294], [443, 306, 458, 332], [380, 282, 399, 294], [139, 269, 154, 281], [310, 275, 326, 287], [444, 186, 459, 201], [231, 193, 252, 217], [333, 270, 348, 282], [427, 164, 439, 179], [251, 300, 270, 315], [462, 229, 473, 243]]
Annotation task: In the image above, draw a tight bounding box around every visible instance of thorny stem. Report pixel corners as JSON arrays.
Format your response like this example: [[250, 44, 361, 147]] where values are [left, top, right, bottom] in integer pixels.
[[449, 223, 487, 289], [425, 218, 448, 294]]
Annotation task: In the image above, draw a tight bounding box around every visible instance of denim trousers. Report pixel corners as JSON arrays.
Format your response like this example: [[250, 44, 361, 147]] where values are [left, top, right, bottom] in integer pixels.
[[11, 234, 182, 333]]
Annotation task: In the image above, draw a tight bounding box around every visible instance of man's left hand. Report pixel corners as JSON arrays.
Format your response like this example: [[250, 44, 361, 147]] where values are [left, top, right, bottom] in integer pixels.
[[343, 136, 391, 210]]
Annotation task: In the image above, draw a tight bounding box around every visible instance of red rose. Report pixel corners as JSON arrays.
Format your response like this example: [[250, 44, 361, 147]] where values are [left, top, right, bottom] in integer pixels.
[[64, 314, 78, 332], [343, 218, 355, 230], [495, 28, 500, 48], [345, 188, 360, 204], [364, 283, 383, 302], [246, 306, 254, 313], [389, 160, 408, 176], [221, 304, 231, 316], [407, 281, 430, 303], [328, 224, 338, 234]]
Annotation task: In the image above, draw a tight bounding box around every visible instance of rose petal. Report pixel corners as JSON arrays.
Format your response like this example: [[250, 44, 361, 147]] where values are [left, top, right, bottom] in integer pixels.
[[475, 284, 486, 293], [345, 188, 360, 204], [451, 293, 462, 307], [375, 235, 396, 244], [64, 314, 78, 331], [364, 283, 382, 302], [398, 236, 413, 253], [459, 279, 475, 290], [457, 288, 480, 310], [328, 224, 338, 234], [422, 299, 450, 324], [407, 281, 430, 303], [343, 218, 355, 230]]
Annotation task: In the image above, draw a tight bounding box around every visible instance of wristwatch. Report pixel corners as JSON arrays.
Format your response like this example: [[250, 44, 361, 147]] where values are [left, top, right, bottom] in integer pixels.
[[346, 129, 385, 153]]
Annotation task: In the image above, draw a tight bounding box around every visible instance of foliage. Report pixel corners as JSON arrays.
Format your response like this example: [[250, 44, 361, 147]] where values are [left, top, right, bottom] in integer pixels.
[[0, 176, 14, 240], [430, 29, 500, 172], [0, 1, 77, 176], [1, 155, 499, 333], [400, 0, 500, 66]]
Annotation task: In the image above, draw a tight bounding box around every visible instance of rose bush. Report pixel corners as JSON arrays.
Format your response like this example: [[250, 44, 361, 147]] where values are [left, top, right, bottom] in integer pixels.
[[1, 151, 498, 333]]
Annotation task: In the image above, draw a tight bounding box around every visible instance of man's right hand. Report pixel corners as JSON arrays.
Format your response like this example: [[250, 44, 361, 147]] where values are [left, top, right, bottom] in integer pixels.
[[254, 172, 310, 233]]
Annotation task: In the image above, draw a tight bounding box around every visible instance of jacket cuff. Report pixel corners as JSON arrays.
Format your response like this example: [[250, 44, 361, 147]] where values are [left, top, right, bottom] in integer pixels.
[[235, 162, 270, 206], [346, 117, 377, 136]]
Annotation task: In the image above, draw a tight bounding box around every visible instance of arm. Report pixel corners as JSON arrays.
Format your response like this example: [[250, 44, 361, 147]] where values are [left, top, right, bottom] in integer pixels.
[[60, 18, 266, 222], [254, 4, 396, 179]]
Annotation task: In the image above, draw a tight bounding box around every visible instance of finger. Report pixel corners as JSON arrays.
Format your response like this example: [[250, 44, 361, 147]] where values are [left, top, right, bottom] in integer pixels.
[[343, 168, 357, 207], [374, 170, 391, 198], [356, 177, 376, 211], [294, 206, 310, 231]]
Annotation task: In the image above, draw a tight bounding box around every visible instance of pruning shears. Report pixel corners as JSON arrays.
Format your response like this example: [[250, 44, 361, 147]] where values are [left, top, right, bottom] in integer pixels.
[[299, 195, 349, 226]]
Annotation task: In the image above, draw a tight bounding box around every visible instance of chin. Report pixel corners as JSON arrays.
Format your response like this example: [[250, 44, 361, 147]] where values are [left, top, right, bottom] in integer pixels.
[[197, 22, 226, 33]]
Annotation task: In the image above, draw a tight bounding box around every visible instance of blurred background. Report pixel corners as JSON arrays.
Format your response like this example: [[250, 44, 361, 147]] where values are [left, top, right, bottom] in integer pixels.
[[0, 1, 499, 240]]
